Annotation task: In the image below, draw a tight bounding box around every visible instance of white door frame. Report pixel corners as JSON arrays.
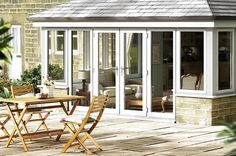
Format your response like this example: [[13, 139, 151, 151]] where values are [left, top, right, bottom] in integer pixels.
[[120, 29, 147, 116], [93, 28, 120, 114]]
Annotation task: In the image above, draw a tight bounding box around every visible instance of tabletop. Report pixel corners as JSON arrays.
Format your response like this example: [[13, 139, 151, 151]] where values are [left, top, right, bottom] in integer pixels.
[[0, 95, 85, 105]]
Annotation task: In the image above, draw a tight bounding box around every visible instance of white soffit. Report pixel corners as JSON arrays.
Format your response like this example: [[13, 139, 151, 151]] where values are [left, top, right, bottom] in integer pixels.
[[215, 21, 236, 27], [33, 21, 215, 28]]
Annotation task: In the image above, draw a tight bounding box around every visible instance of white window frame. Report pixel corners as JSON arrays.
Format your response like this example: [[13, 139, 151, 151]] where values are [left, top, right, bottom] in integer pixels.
[[10, 25, 21, 56], [46, 29, 68, 86], [216, 29, 235, 94], [176, 29, 207, 97]]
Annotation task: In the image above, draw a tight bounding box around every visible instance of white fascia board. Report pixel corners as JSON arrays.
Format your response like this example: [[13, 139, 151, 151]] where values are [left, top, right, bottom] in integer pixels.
[[33, 21, 215, 28], [215, 20, 236, 27]]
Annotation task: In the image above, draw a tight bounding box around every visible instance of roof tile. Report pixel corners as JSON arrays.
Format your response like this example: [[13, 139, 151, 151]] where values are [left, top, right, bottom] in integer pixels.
[[29, 0, 236, 21]]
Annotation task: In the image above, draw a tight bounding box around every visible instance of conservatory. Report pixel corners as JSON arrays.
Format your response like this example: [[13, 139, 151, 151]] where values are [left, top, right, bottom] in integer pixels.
[[29, 0, 236, 125]]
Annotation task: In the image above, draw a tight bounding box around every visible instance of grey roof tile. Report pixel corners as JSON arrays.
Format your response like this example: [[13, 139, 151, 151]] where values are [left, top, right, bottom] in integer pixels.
[[29, 0, 236, 22]]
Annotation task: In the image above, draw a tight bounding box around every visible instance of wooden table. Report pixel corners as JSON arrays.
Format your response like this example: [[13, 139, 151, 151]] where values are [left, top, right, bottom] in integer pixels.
[[0, 95, 85, 152]]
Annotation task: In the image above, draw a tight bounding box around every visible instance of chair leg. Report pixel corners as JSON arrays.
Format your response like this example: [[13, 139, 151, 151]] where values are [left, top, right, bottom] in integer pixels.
[[56, 125, 66, 141], [61, 124, 92, 154], [86, 132, 102, 151], [34, 113, 51, 138]]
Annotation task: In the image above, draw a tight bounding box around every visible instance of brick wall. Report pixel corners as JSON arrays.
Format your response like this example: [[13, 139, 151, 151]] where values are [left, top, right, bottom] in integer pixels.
[[0, 0, 66, 70], [176, 96, 236, 126]]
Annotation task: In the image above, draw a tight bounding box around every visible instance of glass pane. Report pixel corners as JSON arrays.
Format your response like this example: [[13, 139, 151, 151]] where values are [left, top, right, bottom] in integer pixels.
[[124, 33, 143, 111], [48, 30, 65, 82], [98, 33, 117, 109], [56, 31, 64, 51], [72, 31, 91, 106], [151, 32, 173, 113], [180, 32, 204, 90], [72, 31, 78, 51], [218, 32, 232, 90]]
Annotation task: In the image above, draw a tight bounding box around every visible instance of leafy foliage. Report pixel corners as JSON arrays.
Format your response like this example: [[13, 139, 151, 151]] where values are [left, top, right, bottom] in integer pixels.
[[0, 87, 10, 98], [0, 64, 63, 97], [20, 65, 41, 93], [48, 64, 64, 80], [218, 122, 236, 156], [0, 18, 13, 69]]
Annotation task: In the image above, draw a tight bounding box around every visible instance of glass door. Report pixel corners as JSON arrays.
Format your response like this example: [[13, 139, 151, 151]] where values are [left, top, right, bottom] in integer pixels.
[[147, 31, 174, 119], [94, 30, 120, 113], [71, 30, 91, 104], [120, 30, 147, 116]]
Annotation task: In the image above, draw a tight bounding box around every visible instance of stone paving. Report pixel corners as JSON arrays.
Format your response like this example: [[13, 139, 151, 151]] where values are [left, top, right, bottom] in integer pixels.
[[0, 111, 235, 156]]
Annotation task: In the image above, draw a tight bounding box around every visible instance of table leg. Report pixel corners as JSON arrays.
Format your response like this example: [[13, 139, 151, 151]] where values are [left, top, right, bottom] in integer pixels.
[[60, 101, 69, 115], [69, 99, 80, 115], [5, 104, 29, 152]]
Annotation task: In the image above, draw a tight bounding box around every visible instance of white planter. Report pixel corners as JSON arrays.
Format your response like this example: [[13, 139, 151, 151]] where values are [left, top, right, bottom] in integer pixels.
[[42, 85, 54, 98]]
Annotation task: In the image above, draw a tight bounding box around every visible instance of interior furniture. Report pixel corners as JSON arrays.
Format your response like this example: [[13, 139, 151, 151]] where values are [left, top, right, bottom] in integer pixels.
[[11, 85, 52, 134], [75, 89, 90, 106], [181, 74, 198, 90], [0, 95, 84, 152], [99, 68, 142, 107], [126, 98, 142, 110], [58, 95, 108, 154], [78, 70, 90, 92], [181, 73, 203, 90]]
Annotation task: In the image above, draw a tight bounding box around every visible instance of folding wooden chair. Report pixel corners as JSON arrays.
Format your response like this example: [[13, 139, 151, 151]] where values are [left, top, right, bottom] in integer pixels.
[[0, 113, 11, 140], [57, 95, 108, 154], [11, 85, 52, 133]]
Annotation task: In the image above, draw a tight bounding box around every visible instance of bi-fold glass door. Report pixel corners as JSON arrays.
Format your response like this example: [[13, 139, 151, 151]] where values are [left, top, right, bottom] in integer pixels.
[[93, 30, 120, 114], [120, 30, 147, 116], [92, 29, 174, 118], [147, 30, 174, 119]]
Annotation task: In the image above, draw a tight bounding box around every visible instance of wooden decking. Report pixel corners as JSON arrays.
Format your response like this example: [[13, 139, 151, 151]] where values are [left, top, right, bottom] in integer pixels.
[[0, 111, 234, 156]]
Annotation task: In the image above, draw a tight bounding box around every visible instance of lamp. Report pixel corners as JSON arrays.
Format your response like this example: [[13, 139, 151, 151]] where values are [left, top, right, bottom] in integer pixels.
[[78, 70, 90, 92]]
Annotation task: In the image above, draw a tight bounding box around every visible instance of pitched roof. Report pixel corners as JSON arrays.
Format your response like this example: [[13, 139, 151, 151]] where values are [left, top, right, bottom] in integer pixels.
[[29, 0, 236, 22]]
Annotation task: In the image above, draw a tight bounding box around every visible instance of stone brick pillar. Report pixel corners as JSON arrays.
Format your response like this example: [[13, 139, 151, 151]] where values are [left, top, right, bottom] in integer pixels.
[[176, 96, 236, 126]]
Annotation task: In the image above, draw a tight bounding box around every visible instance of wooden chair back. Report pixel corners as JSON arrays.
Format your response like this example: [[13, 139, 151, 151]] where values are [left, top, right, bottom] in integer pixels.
[[81, 95, 108, 133], [11, 85, 34, 97]]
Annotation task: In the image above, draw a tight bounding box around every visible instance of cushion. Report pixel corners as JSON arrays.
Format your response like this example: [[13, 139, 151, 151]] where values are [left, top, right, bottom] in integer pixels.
[[99, 69, 115, 87], [103, 86, 133, 97]]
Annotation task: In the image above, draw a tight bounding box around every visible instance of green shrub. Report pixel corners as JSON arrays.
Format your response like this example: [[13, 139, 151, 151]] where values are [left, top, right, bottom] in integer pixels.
[[218, 122, 236, 156], [0, 64, 63, 96], [20, 65, 41, 93], [0, 87, 10, 98], [48, 64, 64, 80]]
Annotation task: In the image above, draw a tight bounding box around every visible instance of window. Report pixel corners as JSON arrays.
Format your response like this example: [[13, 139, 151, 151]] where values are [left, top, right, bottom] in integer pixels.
[[98, 33, 116, 69], [72, 31, 90, 79], [56, 31, 64, 55], [48, 30, 65, 82], [72, 30, 91, 96], [10, 25, 21, 55], [180, 32, 204, 90], [124, 33, 142, 77], [218, 31, 233, 90], [72, 31, 79, 55]]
